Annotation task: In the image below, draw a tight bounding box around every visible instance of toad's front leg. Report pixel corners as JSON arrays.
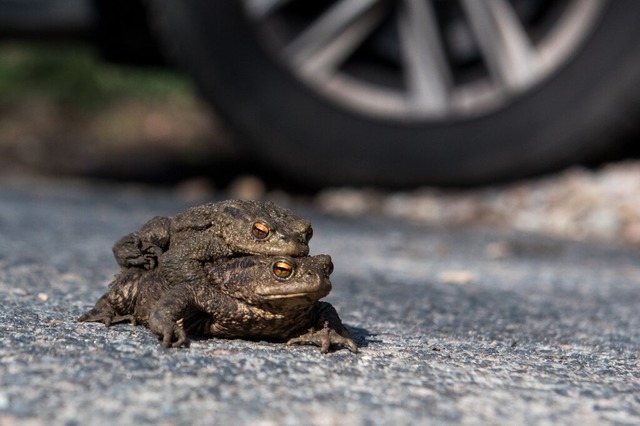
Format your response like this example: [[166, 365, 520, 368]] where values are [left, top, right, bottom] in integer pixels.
[[286, 302, 358, 353], [148, 290, 191, 348], [149, 282, 233, 348], [160, 233, 232, 286]]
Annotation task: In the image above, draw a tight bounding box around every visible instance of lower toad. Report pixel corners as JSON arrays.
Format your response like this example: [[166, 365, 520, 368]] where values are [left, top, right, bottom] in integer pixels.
[[79, 254, 356, 354]]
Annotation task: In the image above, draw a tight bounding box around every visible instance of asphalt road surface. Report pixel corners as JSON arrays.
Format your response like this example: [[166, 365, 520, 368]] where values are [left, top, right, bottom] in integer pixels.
[[1, 179, 639, 425]]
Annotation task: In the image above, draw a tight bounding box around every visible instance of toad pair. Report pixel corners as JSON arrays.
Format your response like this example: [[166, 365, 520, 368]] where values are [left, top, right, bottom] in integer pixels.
[[79, 200, 357, 353]]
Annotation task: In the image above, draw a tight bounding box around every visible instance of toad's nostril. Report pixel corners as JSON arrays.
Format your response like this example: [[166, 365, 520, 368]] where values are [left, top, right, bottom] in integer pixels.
[[326, 262, 334, 275], [299, 226, 313, 244]]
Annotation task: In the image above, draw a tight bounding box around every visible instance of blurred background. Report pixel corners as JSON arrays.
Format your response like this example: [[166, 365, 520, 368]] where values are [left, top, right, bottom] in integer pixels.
[[0, 42, 239, 183], [3, 0, 640, 246]]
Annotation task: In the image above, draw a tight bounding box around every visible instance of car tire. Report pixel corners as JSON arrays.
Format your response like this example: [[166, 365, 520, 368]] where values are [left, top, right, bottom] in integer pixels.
[[149, 0, 640, 187]]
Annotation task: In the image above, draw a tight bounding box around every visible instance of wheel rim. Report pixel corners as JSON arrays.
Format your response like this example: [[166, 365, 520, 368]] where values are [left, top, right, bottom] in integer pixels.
[[241, 0, 607, 121]]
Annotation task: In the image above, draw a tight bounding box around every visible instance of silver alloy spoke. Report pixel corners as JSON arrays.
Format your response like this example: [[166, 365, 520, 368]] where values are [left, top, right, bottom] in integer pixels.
[[242, 0, 605, 119], [460, 0, 537, 90], [283, 0, 382, 68], [298, 4, 388, 78], [398, 0, 453, 115], [243, 0, 292, 19]]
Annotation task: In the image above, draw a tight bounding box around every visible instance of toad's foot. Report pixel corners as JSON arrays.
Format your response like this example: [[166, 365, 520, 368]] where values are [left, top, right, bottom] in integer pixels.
[[149, 316, 189, 348], [78, 305, 136, 327], [157, 324, 189, 349], [287, 322, 358, 354], [113, 234, 163, 270]]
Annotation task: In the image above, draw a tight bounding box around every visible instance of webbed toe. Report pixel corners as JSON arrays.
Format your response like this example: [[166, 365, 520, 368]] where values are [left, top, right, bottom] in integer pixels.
[[287, 322, 358, 354]]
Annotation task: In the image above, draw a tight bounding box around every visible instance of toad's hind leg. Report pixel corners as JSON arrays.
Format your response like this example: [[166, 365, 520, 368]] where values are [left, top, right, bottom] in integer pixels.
[[112, 216, 171, 270], [78, 294, 120, 326], [78, 268, 143, 326]]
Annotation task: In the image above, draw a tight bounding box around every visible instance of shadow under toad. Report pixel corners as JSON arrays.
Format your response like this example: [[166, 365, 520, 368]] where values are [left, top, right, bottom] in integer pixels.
[[346, 324, 378, 349]]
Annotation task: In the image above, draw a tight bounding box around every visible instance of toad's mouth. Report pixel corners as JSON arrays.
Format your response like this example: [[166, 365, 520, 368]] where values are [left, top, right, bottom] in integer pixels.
[[259, 286, 330, 300], [260, 292, 315, 300], [244, 242, 309, 257], [260, 291, 328, 300]]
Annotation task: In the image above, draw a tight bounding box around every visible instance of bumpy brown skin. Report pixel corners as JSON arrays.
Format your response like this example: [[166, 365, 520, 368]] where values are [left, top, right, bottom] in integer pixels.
[[79, 255, 357, 354], [112, 200, 313, 271]]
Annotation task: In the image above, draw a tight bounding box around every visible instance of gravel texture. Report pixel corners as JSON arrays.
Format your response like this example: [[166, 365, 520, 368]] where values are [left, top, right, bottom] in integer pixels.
[[317, 161, 640, 246], [1, 178, 639, 425]]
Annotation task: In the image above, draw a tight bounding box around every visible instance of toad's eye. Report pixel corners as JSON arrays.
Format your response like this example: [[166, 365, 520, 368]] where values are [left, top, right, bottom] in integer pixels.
[[273, 260, 294, 279], [252, 222, 270, 239]]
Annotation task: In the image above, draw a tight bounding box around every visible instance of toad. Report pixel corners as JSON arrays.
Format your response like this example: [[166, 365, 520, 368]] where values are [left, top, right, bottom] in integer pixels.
[[112, 200, 313, 271], [80, 254, 357, 353]]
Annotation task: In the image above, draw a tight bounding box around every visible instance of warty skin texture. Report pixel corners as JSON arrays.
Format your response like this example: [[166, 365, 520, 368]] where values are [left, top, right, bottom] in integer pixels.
[[111, 200, 313, 271], [80, 254, 356, 353]]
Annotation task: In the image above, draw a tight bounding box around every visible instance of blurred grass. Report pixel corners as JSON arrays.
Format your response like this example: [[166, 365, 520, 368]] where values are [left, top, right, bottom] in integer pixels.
[[0, 42, 192, 110], [0, 42, 234, 183]]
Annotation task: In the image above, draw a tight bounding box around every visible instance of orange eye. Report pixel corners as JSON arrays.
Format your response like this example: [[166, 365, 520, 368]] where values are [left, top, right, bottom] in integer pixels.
[[252, 222, 270, 239], [273, 260, 294, 279]]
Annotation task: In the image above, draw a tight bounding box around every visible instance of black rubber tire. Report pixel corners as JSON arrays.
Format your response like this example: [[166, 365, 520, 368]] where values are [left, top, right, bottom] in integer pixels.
[[150, 0, 640, 187]]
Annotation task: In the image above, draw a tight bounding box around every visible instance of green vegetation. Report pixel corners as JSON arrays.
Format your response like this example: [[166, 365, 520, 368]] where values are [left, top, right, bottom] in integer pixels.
[[0, 43, 192, 109]]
